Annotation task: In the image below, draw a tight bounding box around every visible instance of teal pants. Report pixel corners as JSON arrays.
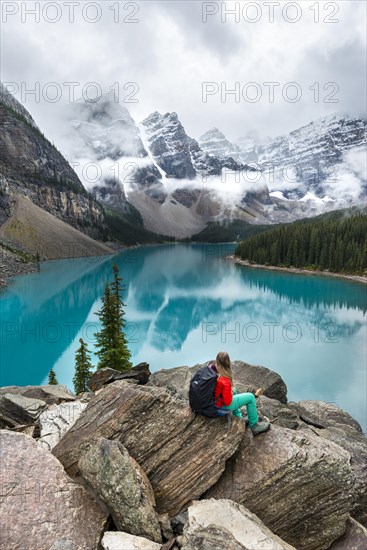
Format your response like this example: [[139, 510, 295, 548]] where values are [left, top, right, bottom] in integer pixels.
[[220, 389, 258, 427]]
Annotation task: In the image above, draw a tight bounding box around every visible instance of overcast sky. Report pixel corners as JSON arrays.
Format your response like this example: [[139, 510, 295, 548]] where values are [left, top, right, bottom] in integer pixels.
[[1, 0, 366, 146]]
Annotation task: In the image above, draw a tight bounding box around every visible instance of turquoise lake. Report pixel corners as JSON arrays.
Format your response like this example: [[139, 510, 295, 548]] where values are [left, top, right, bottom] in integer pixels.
[[0, 243, 366, 431]]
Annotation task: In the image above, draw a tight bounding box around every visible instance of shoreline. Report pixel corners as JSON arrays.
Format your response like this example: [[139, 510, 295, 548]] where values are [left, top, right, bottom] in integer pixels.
[[227, 255, 367, 285], [0, 240, 177, 288], [0, 241, 117, 289]]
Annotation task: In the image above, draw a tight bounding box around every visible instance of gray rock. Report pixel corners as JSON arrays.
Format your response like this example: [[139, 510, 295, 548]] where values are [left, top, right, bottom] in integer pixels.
[[0, 430, 107, 550], [206, 424, 355, 550], [101, 531, 161, 550], [0, 384, 76, 405], [78, 438, 162, 543], [10, 423, 38, 437], [329, 517, 367, 550], [0, 393, 47, 428], [89, 362, 151, 392], [181, 499, 296, 550], [149, 365, 195, 400], [38, 400, 87, 451], [256, 396, 299, 429], [180, 526, 246, 550], [158, 513, 174, 541], [53, 381, 245, 516], [170, 511, 188, 536]]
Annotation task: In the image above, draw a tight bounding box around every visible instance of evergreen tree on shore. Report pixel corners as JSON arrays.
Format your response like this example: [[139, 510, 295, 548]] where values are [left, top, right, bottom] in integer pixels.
[[235, 212, 367, 275], [48, 368, 58, 385], [95, 265, 132, 371], [73, 338, 93, 394]]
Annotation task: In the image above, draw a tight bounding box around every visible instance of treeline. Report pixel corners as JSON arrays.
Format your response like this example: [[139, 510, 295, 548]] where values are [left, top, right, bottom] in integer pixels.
[[235, 212, 367, 274]]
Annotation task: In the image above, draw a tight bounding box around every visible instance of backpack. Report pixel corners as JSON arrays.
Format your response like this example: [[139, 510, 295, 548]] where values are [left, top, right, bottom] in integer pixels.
[[189, 363, 219, 417]]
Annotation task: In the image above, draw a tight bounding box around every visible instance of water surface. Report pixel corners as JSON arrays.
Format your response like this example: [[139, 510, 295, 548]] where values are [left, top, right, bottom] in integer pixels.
[[1, 243, 366, 430]]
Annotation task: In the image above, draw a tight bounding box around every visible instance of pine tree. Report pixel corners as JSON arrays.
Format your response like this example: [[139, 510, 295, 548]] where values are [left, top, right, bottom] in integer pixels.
[[95, 266, 132, 372], [48, 368, 58, 385], [73, 338, 93, 394], [111, 263, 123, 312]]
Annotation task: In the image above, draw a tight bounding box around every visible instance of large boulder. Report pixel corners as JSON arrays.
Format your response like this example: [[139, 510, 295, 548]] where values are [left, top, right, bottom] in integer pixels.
[[181, 499, 296, 550], [89, 363, 151, 392], [0, 384, 76, 405], [149, 360, 288, 403], [78, 437, 162, 543], [53, 381, 245, 516], [289, 401, 367, 526], [0, 393, 47, 428], [101, 532, 161, 550], [38, 400, 88, 451], [293, 400, 363, 433], [149, 365, 195, 400], [206, 424, 355, 550], [329, 517, 367, 550], [310, 425, 367, 526], [231, 361, 287, 403], [0, 430, 108, 550]]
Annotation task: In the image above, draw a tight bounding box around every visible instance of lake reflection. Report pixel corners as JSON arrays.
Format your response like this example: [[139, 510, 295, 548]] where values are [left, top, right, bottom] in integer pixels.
[[0, 243, 366, 430]]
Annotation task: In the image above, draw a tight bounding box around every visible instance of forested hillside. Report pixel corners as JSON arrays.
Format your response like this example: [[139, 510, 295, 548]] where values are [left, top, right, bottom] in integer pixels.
[[235, 209, 367, 274]]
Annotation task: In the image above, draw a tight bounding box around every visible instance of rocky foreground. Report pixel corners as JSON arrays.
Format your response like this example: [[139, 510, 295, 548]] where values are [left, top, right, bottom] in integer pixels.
[[0, 361, 366, 550]]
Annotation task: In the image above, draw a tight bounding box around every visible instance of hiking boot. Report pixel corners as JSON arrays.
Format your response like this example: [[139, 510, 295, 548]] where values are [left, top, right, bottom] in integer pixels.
[[251, 419, 270, 436], [254, 387, 264, 398]]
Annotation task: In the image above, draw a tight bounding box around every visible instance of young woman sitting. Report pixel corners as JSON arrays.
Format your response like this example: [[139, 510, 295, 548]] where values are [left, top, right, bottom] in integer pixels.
[[212, 351, 270, 436]]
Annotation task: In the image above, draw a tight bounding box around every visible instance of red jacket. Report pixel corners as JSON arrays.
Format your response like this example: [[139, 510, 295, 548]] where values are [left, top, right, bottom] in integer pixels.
[[214, 376, 233, 407]]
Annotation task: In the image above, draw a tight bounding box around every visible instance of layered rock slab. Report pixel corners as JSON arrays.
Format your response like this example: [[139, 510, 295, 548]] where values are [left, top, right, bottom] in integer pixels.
[[0, 430, 107, 550], [0, 384, 76, 405], [0, 393, 47, 428], [53, 381, 245, 515], [89, 362, 150, 392], [206, 424, 355, 550]]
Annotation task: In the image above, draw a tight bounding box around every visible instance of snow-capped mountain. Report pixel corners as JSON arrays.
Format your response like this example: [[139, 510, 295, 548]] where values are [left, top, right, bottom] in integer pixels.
[[141, 112, 249, 178], [67, 94, 166, 212], [200, 114, 366, 206], [68, 100, 278, 237], [70, 91, 147, 160], [199, 128, 266, 165], [199, 127, 242, 161], [66, 94, 366, 237], [258, 113, 366, 202]]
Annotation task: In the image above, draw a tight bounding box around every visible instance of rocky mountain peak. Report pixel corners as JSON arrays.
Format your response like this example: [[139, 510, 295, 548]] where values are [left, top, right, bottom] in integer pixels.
[[70, 93, 147, 161], [199, 127, 241, 160], [0, 83, 107, 240], [0, 82, 38, 129], [141, 111, 196, 179]]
